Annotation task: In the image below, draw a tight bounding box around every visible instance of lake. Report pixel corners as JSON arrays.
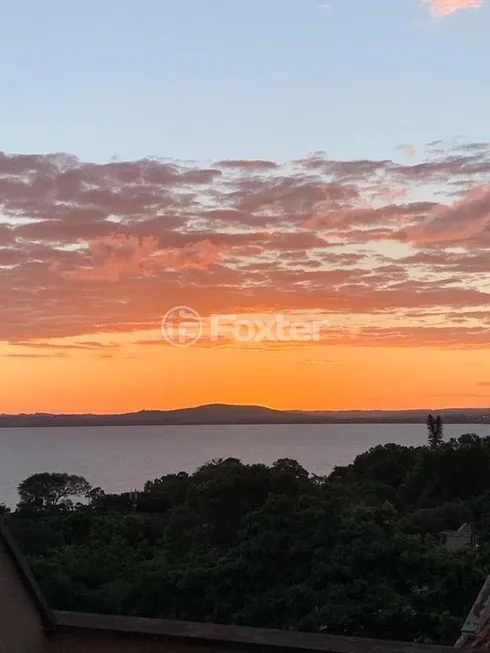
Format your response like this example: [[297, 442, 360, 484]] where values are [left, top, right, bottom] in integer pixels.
[[1, 422, 489, 507]]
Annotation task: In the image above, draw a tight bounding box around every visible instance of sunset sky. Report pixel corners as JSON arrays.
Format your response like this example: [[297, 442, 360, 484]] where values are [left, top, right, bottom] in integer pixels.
[[2, 0, 490, 413]]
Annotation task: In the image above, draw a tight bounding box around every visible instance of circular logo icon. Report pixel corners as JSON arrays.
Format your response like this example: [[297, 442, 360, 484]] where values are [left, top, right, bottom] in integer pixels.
[[160, 306, 203, 347]]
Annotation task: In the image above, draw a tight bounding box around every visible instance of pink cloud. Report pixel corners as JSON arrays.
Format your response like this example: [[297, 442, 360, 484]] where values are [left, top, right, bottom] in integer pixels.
[[152, 239, 222, 270], [2, 144, 490, 344], [66, 235, 159, 281], [64, 235, 223, 282], [422, 0, 484, 18], [403, 184, 490, 245]]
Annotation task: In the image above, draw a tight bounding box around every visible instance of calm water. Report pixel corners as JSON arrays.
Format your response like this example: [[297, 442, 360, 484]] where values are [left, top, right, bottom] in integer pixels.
[[1, 423, 489, 507]]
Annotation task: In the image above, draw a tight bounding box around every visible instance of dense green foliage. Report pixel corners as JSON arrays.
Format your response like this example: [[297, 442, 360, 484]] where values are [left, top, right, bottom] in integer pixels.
[[6, 432, 490, 644]]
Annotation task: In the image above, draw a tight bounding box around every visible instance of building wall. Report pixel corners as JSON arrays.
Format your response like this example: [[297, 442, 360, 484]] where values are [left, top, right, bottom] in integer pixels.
[[0, 539, 45, 653], [445, 535, 472, 551]]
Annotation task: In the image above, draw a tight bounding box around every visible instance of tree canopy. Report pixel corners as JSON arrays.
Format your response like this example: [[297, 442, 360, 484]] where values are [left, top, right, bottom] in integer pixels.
[[17, 472, 92, 512], [4, 435, 490, 644]]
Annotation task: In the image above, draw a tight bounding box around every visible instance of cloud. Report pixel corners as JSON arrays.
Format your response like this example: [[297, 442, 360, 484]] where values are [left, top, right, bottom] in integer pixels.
[[214, 159, 279, 171], [65, 234, 160, 281], [61, 235, 223, 281], [2, 143, 490, 346], [422, 0, 484, 18], [9, 340, 110, 350], [398, 144, 417, 161], [401, 184, 490, 245], [3, 352, 69, 358]]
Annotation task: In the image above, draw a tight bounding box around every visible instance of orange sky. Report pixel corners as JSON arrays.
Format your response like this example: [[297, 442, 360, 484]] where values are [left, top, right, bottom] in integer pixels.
[[2, 146, 490, 414], [2, 333, 490, 413]]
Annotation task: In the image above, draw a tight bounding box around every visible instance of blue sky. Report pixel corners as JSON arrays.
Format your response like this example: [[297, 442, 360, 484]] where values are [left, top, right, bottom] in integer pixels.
[[4, 1, 490, 414], [1, 0, 489, 164]]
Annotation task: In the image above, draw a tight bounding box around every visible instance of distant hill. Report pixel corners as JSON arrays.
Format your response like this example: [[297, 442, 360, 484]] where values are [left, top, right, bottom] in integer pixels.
[[1, 403, 490, 427]]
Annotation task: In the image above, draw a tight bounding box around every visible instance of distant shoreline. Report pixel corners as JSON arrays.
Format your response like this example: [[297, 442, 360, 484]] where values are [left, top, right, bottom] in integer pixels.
[[1, 421, 489, 429], [1, 403, 490, 428]]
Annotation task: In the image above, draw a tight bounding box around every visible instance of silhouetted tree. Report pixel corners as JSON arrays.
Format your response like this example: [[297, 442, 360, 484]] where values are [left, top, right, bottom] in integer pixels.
[[17, 473, 91, 512], [427, 414, 444, 449]]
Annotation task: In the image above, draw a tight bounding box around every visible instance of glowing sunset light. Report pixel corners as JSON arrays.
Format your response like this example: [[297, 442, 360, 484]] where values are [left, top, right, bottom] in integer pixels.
[[2, 141, 490, 413], [2, 0, 490, 413]]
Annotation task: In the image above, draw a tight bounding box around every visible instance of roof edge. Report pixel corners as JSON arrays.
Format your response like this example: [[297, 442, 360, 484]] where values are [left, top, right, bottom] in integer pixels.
[[54, 611, 459, 653], [0, 517, 56, 631]]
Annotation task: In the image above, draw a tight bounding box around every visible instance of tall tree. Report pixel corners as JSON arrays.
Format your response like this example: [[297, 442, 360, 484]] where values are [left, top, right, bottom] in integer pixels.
[[17, 473, 91, 512], [427, 414, 444, 449]]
